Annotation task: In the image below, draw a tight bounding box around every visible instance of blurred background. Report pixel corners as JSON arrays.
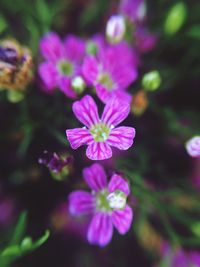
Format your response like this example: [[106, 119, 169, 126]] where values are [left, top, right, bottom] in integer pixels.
[[0, 0, 200, 266]]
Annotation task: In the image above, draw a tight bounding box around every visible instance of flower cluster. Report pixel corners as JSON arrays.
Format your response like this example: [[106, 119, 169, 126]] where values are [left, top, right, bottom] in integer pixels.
[[37, 0, 158, 247]]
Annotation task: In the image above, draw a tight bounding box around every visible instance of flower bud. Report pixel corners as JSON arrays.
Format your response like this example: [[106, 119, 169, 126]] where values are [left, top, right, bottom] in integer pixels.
[[185, 136, 200, 158], [164, 2, 187, 35], [0, 39, 33, 93], [131, 90, 149, 116], [106, 15, 126, 44], [107, 190, 126, 209], [71, 76, 86, 94], [142, 70, 161, 91]]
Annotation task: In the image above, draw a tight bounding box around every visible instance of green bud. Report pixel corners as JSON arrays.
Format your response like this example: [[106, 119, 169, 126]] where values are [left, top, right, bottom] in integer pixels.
[[142, 70, 161, 91], [164, 2, 187, 35], [71, 76, 86, 94], [7, 90, 24, 103], [21, 237, 33, 250], [86, 41, 97, 55]]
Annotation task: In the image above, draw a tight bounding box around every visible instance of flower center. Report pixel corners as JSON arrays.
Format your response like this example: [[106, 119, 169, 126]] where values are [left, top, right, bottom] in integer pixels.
[[90, 123, 110, 142], [57, 60, 73, 76], [107, 190, 127, 209], [96, 190, 111, 212], [96, 189, 127, 212], [98, 72, 114, 90]]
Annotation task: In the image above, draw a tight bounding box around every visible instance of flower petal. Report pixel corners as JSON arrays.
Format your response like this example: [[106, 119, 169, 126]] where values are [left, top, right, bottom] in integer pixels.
[[58, 76, 77, 99], [82, 55, 99, 85], [108, 174, 130, 196], [112, 204, 133, 234], [40, 32, 63, 62], [83, 163, 107, 191], [101, 97, 130, 127], [38, 62, 58, 90], [87, 212, 113, 246], [107, 126, 136, 150], [72, 95, 100, 128], [86, 142, 112, 160], [66, 128, 93, 149], [64, 35, 85, 62], [69, 191, 95, 216]]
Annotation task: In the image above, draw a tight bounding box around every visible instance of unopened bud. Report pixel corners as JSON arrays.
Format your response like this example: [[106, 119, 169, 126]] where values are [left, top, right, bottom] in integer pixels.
[[142, 70, 161, 91], [164, 2, 187, 35], [86, 41, 97, 55], [71, 76, 86, 94], [106, 15, 126, 44]]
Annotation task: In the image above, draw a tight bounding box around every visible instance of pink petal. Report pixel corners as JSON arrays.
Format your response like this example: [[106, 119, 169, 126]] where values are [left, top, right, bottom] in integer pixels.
[[112, 204, 133, 234], [40, 32, 63, 62], [108, 174, 130, 196], [64, 35, 85, 62], [107, 126, 135, 150], [38, 62, 58, 90], [69, 191, 95, 215], [101, 97, 130, 127], [82, 56, 99, 85], [87, 212, 113, 246], [96, 84, 111, 103], [58, 76, 77, 99], [72, 95, 100, 128], [83, 163, 107, 191], [86, 142, 112, 160], [66, 128, 93, 149], [112, 65, 138, 89]]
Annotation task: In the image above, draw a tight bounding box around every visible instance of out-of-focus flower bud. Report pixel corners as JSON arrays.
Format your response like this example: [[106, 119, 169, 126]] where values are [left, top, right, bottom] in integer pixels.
[[131, 90, 149, 116], [164, 2, 187, 35], [185, 136, 200, 158], [142, 70, 161, 91], [38, 151, 73, 181], [86, 41, 97, 55], [106, 15, 126, 44], [71, 76, 86, 94], [0, 39, 33, 98]]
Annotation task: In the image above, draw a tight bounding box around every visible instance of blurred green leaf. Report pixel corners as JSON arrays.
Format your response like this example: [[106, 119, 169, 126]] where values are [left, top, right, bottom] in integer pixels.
[[9, 212, 27, 246], [164, 2, 187, 35], [191, 222, 200, 237], [187, 25, 200, 40], [0, 14, 7, 33]]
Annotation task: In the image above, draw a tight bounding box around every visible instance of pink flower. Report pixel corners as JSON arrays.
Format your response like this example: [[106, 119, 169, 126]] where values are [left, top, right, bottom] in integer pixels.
[[185, 136, 200, 158], [39, 32, 85, 98], [66, 95, 136, 160], [82, 42, 138, 103], [119, 0, 146, 23], [68, 163, 133, 247]]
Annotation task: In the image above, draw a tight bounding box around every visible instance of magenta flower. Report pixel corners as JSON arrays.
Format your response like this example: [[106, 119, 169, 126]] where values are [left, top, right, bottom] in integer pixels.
[[66, 95, 136, 160], [186, 136, 200, 158], [160, 245, 200, 267], [83, 42, 138, 103], [39, 32, 85, 98], [119, 0, 146, 23], [69, 163, 133, 246]]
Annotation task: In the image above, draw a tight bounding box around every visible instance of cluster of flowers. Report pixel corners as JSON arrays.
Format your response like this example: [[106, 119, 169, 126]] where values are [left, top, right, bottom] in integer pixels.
[[37, 0, 199, 248], [38, 0, 152, 247]]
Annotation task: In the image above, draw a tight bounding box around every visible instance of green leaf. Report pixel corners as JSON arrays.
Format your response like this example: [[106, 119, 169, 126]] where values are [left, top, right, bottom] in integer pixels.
[[191, 222, 200, 237], [9, 212, 27, 246], [187, 25, 200, 40], [1, 246, 21, 257], [0, 14, 7, 33], [30, 230, 50, 251]]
